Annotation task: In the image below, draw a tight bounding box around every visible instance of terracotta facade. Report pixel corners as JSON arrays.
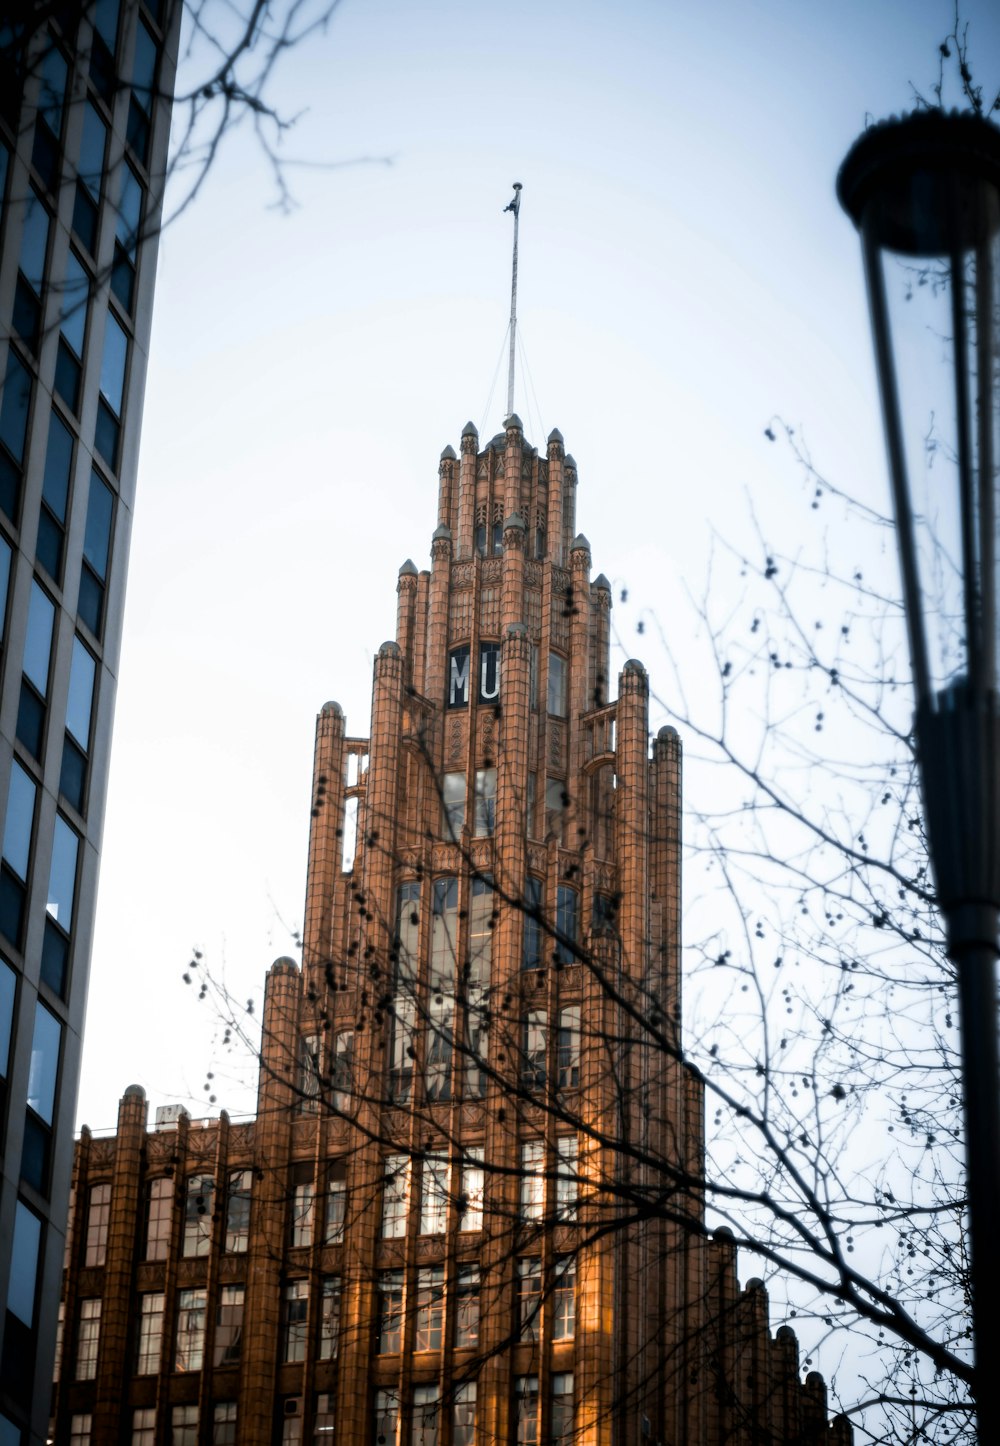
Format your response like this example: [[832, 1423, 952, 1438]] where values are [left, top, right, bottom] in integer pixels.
[[52, 421, 851, 1446]]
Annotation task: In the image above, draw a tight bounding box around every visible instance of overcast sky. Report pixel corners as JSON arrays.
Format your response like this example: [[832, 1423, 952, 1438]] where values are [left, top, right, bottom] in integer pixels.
[[76, 0, 1000, 1132]]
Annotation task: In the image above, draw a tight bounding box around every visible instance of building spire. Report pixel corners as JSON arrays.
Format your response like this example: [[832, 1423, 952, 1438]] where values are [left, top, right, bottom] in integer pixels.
[[504, 182, 523, 419]]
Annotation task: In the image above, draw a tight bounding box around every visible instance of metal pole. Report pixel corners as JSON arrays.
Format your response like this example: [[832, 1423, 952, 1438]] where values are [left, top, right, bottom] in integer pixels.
[[951, 927, 1000, 1443], [506, 182, 522, 419]]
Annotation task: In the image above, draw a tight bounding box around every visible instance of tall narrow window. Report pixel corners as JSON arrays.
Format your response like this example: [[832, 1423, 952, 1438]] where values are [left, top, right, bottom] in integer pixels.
[[1, 761, 35, 946], [171, 1406, 198, 1446], [517, 1257, 541, 1341], [296, 1033, 320, 1112], [75, 1299, 101, 1379], [318, 1276, 340, 1360], [324, 1160, 347, 1243], [0, 347, 32, 520], [412, 1385, 439, 1446], [420, 1154, 449, 1235], [414, 1265, 445, 1351], [73, 102, 106, 252], [54, 250, 87, 416], [79, 470, 114, 637], [224, 1168, 251, 1252], [555, 886, 578, 966], [32, 44, 68, 188], [175, 1288, 206, 1371], [473, 767, 496, 836], [522, 876, 543, 970], [454, 1264, 479, 1348], [182, 1173, 214, 1257], [515, 1376, 539, 1446], [522, 1010, 547, 1092], [69, 1416, 92, 1446], [553, 1257, 576, 1340], [43, 814, 79, 995], [214, 1285, 244, 1367], [136, 1292, 164, 1374], [84, 1182, 111, 1265], [453, 1383, 476, 1446], [7, 1202, 41, 1326], [145, 1176, 173, 1259], [38, 410, 74, 583], [557, 1005, 581, 1090], [375, 1391, 400, 1446], [132, 1407, 156, 1445], [544, 778, 566, 845], [547, 654, 567, 717], [551, 1373, 574, 1445], [212, 1403, 238, 1446], [95, 310, 128, 470], [289, 1163, 314, 1248], [127, 19, 158, 165], [332, 1030, 353, 1111], [442, 771, 465, 840], [428, 878, 457, 1101], [61, 636, 97, 814], [465, 874, 492, 1097], [23, 1000, 60, 1189], [391, 882, 419, 1102], [112, 163, 143, 312], [458, 1148, 484, 1233], [556, 1137, 578, 1222], [283, 1280, 309, 1362], [377, 1271, 404, 1354], [17, 579, 55, 759], [381, 1154, 410, 1238], [520, 1140, 544, 1222]]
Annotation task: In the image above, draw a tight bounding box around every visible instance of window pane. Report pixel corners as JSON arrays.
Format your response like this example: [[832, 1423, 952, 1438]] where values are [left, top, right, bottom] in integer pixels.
[[66, 639, 96, 748], [23, 581, 55, 696], [60, 251, 88, 357], [7, 1202, 41, 1324], [0, 958, 14, 1075], [182, 1173, 214, 1256], [27, 1001, 61, 1122], [0, 349, 32, 466], [547, 654, 566, 716], [175, 1288, 206, 1371], [77, 103, 107, 201], [381, 1153, 409, 1238], [225, 1168, 252, 1252], [42, 410, 74, 522], [19, 189, 49, 295], [84, 471, 114, 580], [214, 1284, 244, 1366], [116, 165, 143, 255], [3, 763, 36, 879], [84, 1183, 111, 1265], [136, 1293, 164, 1374], [132, 21, 157, 110], [38, 44, 68, 133], [47, 815, 78, 926], [419, 1154, 449, 1235], [99, 312, 128, 416], [93, 0, 120, 47]]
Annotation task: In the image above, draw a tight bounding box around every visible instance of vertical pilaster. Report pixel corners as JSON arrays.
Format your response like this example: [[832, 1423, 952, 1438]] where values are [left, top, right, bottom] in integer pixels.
[[438, 445, 457, 527], [615, 660, 650, 980], [302, 702, 346, 996], [563, 454, 578, 558], [425, 526, 452, 713], [457, 421, 479, 559], [590, 575, 612, 711], [396, 560, 419, 684], [546, 429, 565, 567], [503, 413, 524, 519], [91, 1088, 145, 1438]]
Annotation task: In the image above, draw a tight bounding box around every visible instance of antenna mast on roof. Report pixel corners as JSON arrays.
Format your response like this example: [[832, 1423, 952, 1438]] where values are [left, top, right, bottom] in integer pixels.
[[504, 182, 523, 419]]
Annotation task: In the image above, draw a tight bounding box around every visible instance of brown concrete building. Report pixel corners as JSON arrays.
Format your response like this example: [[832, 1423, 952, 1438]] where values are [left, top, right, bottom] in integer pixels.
[[52, 420, 851, 1445]]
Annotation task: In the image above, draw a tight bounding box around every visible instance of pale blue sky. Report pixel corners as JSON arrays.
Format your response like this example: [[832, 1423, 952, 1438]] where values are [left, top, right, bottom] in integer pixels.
[[78, 0, 999, 1140]]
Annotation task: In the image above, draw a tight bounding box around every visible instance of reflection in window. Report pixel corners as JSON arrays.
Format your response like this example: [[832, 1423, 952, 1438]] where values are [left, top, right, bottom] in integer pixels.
[[332, 1029, 353, 1111], [547, 653, 567, 717], [0, 347, 31, 520], [136, 1292, 164, 1374], [27, 1001, 61, 1123], [79, 470, 114, 635], [517, 1257, 541, 1341], [324, 1161, 346, 1243], [412, 1385, 439, 1446], [7, 1201, 41, 1325], [515, 1376, 539, 1446], [318, 1276, 340, 1360], [224, 1168, 251, 1252], [453, 1383, 476, 1446], [18, 581, 56, 758], [47, 815, 79, 927], [0, 958, 15, 1078], [174, 1288, 206, 1371], [381, 1154, 409, 1238], [555, 886, 578, 966], [214, 1284, 244, 1367], [553, 1257, 576, 1340], [182, 1173, 214, 1257], [76, 1298, 101, 1379], [414, 1265, 444, 1351], [522, 1009, 546, 1092], [557, 1005, 581, 1090], [39, 410, 74, 582], [84, 1182, 111, 1265], [420, 1154, 449, 1235], [442, 771, 465, 841], [377, 1271, 403, 1354], [96, 311, 128, 470], [375, 1390, 400, 1446], [144, 1176, 172, 1259], [428, 879, 457, 1100], [552, 1373, 574, 1446], [458, 1148, 484, 1232], [289, 1164, 313, 1248], [556, 1137, 578, 1221], [171, 1406, 198, 1446], [520, 1139, 544, 1222], [522, 876, 543, 970], [473, 767, 496, 836], [2, 760, 36, 948], [454, 1265, 479, 1348]]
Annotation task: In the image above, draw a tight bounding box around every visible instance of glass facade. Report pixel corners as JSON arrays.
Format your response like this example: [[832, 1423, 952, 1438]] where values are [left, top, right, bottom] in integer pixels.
[[0, 2, 179, 1437]]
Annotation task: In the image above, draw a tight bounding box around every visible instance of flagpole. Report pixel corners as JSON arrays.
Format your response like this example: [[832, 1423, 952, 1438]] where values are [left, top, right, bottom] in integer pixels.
[[505, 182, 522, 419]]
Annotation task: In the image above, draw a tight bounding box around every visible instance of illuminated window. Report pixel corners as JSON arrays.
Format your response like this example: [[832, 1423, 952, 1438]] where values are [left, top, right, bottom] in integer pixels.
[[314, 1393, 335, 1442], [458, 1149, 484, 1233], [556, 1137, 578, 1222]]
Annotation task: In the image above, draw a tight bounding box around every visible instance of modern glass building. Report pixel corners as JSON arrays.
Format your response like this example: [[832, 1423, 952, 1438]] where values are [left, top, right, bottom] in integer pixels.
[[0, 4, 179, 1440]]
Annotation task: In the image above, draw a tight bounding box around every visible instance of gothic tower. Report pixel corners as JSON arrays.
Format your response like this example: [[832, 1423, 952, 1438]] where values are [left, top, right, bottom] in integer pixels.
[[52, 422, 850, 1446]]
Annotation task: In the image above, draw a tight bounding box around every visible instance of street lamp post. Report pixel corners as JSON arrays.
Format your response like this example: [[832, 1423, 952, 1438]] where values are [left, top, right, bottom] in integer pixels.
[[838, 110, 1000, 1439]]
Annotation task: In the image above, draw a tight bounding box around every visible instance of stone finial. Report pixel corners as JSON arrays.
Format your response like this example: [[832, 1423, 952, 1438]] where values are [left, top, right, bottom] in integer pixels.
[[378, 640, 401, 658], [462, 420, 478, 437], [593, 573, 611, 592], [440, 444, 457, 462], [505, 622, 528, 639], [623, 658, 646, 675], [547, 427, 564, 444], [565, 454, 577, 472], [321, 700, 343, 717], [271, 956, 299, 974], [504, 412, 523, 431], [571, 533, 590, 552], [503, 511, 526, 531], [398, 559, 417, 576], [432, 523, 452, 541], [123, 1083, 146, 1098]]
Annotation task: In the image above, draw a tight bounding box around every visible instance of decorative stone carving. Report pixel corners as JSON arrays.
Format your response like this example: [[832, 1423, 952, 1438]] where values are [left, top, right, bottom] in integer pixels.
[[452, 562, 475, 587], [548, 722, 565, 770], [482, 559, 502, 584], [449, 717, 465, 763]]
